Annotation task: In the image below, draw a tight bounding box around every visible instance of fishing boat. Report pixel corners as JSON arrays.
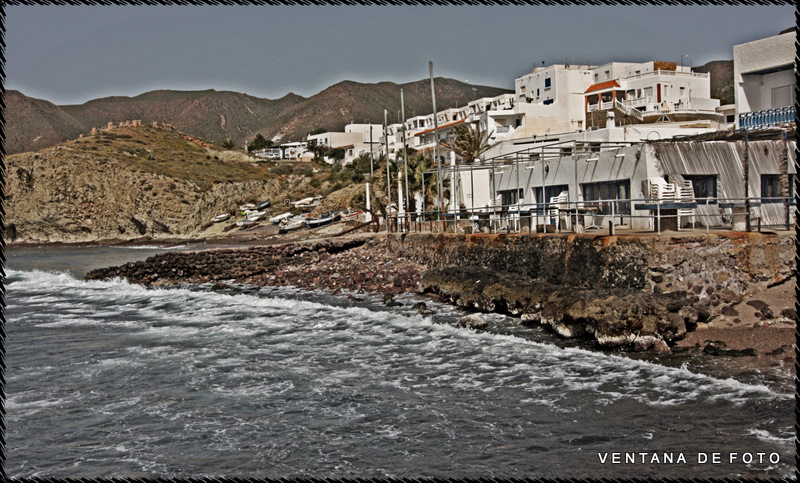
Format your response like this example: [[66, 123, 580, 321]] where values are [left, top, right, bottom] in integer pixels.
[[254, 199, 271, 210], [305, 211, 341, 229], [342, 210, 363, 221], [239, 203, 256, 211], [235, 219, 258, 228], [269, 212, 294, 224], [243, 210, 267, 220], [211, 212, 230, 223], [278, 216, 306, 233]]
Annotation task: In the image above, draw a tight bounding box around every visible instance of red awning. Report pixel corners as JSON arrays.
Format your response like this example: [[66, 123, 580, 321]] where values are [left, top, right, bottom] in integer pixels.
[[584, 80, 621, 94], [414, 118, 466, 136]]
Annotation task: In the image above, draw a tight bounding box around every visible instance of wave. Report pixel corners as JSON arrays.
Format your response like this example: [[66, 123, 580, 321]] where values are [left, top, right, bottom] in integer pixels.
[[6, 268, 791, 412]]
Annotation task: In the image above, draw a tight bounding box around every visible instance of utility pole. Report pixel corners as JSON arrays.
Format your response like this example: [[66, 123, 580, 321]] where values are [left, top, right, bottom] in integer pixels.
[[384, 109, 391, 233], [430, 61, 443, 218], [401, 89, 411, 230]]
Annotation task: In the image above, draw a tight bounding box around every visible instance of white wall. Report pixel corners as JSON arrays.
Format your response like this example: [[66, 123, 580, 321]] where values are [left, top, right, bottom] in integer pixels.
[[734, 31, 796, 119]]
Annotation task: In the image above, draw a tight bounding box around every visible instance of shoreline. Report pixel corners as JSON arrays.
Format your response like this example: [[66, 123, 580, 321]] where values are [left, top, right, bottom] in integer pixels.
[[18, 228, 796, 388]]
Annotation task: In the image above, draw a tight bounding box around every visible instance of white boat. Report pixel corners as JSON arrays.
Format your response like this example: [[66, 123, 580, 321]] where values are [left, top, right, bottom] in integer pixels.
[[269, 212, 294, 224], [305, 211, 341, 229], [278, 216, 306, 233], [235, 219, 258, 227], [239, 203, 257, 211], [243, 210, 267, 220], [211, 212, 230, 223]]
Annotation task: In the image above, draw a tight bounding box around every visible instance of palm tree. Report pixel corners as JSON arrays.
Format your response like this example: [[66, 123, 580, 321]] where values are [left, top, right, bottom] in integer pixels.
[[444, 124, 493, 164]]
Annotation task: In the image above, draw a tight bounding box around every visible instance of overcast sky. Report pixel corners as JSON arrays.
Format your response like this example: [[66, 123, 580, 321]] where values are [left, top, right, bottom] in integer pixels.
[[5, 4, 794, 106]]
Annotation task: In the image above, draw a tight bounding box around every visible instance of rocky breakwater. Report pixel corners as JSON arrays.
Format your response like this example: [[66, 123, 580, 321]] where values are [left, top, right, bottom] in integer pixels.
[[85, 235, 427, 297], [420, 267, 699, 352]]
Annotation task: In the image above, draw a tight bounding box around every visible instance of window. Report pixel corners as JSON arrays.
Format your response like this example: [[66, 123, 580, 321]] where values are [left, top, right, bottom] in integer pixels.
[[499, 189, 524, 207], [605, 70, 610, 79], [683, 175, 717, 204], [544, 77, 551, 89], [582, 180, 631, 214], [533, 185, 569, 214], [543, 99, 554, 105], [761, 174, 794, 202]]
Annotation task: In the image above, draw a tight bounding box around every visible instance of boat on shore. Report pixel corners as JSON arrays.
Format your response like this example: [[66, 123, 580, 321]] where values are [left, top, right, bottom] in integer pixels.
[[243, 210, 267, 220], [278, 216, 306, 233], [235, 219, 258, 228], [211, 212, 231, 223], [270, 212, 294, 224], [255, 199, 271, 210], [305, 211, 341, 229]]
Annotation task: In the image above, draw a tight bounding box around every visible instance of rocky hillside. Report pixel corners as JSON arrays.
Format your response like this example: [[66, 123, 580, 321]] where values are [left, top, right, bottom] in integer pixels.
[[693, 60, 734, 105], [4, 125, 341, 244], [6, 79, 511, 154]]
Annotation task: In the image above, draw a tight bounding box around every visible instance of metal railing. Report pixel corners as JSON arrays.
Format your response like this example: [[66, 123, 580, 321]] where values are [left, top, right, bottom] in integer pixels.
[[383, 196, 796, 236], [739, 106, 796, 130]]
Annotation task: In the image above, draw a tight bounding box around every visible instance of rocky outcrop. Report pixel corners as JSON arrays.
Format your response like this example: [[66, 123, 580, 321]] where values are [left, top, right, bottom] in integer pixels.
[[420, 266, 699, 351], [5, 147, 283, 244]]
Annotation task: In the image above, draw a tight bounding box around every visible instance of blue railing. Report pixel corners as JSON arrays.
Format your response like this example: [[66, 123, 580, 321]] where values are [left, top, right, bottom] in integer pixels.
[[738, 106, 796, 130]]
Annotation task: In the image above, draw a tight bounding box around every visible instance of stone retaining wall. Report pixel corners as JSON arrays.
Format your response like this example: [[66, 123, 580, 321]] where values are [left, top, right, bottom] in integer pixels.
[[386, 231, 794, 296]]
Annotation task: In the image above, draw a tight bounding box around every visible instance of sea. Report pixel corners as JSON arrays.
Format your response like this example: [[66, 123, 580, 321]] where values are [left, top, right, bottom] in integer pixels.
[[3, 246, 795, 479]]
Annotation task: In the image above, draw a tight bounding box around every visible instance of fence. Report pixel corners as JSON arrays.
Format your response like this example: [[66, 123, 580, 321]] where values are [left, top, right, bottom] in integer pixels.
[[384, 196, 796, 235]]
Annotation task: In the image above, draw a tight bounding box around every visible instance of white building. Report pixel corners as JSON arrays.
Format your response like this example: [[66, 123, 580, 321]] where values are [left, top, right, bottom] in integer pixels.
[[733, 28, 796, 129], [306, 124, 382, 165], [514, 64, 596, 136], [585, 61, 721, 127]]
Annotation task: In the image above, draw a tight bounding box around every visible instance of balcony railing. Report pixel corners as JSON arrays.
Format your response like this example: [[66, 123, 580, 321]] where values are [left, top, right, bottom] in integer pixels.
[[739, 106, 796, 130]]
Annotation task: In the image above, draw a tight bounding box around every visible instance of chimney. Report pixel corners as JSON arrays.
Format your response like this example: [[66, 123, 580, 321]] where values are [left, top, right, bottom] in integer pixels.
[[606, 111, 615, 128]]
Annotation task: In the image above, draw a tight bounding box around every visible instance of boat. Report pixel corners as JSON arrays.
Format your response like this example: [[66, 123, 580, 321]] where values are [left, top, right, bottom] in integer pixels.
[[305, 211, 341, 229], [243, 210, 266, 220], [342, 210, 363, 221], [254, 199, 271, 210], [269, 212, 294, 224], [211, 212, 230, 223], [235, 219, 258, 227], [239, 203, 256, 211], [278, 216, 306, 233]]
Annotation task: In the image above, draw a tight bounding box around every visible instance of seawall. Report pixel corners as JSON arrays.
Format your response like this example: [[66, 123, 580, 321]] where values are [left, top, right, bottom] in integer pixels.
[[386, 231, 794, 296], [386, 231, 794, 351]]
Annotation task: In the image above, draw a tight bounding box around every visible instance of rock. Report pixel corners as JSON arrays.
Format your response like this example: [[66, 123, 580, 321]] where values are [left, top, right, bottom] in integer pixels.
[[413, 302, 435, 315], [780, 308, 796, 320], [721, 306, 739, 317], [520, 313, 541, 327], [746, 300, 769, 312], [458, 313, 488, 330]]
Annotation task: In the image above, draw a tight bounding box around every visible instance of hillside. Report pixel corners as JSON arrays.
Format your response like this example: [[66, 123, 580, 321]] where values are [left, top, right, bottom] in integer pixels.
[[4, 125, 352, 244], [6, 79, 511, 154], [4, 90, 87, 154], [693, 60, 734, 105]]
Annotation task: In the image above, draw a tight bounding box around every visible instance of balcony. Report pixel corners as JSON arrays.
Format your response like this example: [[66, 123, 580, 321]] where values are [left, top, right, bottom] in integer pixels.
[[738, 106, 796, 130]]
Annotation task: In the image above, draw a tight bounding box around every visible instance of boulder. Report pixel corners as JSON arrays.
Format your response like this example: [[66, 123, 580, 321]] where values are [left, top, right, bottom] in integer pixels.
[[458, 313, 488, 330]]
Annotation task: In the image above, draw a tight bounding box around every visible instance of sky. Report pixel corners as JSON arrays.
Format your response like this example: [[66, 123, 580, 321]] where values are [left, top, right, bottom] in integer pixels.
[[4, 4, 794, 106]]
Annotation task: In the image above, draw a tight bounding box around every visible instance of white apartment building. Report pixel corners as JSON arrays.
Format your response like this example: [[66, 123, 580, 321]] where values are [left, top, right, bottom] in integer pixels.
[[514, 64, 596, 136], [585, 61, 721, 126], [733, 28, 796, 129]]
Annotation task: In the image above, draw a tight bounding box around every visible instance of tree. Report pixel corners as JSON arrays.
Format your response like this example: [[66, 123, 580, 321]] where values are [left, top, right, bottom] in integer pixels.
[[306, 139, 328, 161], [221, 137, 235, 149], [248, 133, 273, 152], [325, 147, 346, 164], [444, 124, 493, 164]]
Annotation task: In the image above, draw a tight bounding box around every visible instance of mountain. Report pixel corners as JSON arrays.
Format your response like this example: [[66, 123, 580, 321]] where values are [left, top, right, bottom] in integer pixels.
[[4, 90, 87, 154], [693, 60, 734, 105], [5, 79, 511, 154]]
